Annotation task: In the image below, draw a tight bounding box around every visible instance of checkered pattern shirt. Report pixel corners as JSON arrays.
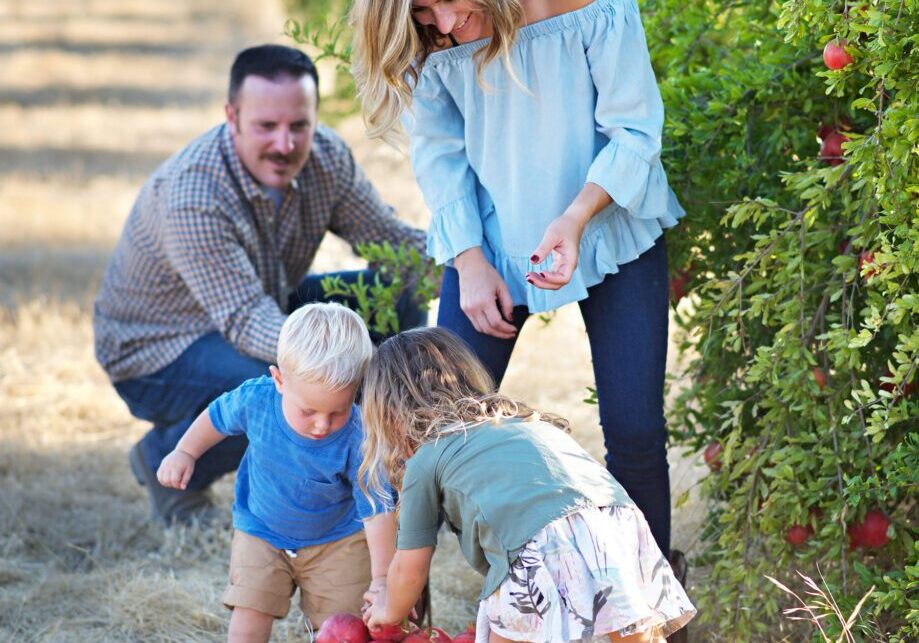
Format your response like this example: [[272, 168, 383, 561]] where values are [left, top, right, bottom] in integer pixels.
[[93, 123, 425, 382]]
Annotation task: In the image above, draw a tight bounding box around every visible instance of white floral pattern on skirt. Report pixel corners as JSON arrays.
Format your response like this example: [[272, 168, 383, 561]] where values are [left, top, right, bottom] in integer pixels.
[[475, 505, 695, 642]]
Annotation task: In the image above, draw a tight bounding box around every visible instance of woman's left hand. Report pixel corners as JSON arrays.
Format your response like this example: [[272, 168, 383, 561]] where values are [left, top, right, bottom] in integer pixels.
[[526, 212, 586, 290]]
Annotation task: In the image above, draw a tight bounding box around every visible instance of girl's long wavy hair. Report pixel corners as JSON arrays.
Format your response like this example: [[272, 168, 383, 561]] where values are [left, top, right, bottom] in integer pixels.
[[359, 327, 568, 504], [349, 0, 524, 144]]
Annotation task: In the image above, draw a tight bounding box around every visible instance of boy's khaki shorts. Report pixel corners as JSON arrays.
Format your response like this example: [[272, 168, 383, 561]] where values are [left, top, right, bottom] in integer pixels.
[[221, 529, 371, 626]]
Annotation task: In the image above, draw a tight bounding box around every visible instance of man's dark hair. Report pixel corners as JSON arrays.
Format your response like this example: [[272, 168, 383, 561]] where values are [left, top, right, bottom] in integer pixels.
[[228, 44, 319, 105]]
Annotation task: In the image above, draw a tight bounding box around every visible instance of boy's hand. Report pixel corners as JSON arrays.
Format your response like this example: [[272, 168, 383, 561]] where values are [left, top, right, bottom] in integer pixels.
[[363, 576, 387, 607], [156, 450, 196, 489]]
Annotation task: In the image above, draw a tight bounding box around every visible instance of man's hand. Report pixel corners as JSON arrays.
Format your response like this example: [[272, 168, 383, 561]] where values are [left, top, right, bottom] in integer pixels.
[[156, 450, 196, 490], [454, 247, 516, 339]]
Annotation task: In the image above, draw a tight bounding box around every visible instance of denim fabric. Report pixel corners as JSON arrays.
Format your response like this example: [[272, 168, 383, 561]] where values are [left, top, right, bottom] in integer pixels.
[[437, 237, 671, 554], [114, 269, 426, 489]]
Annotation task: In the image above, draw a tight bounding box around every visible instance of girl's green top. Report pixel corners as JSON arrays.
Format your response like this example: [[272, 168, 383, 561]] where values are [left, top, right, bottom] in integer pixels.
[[396, 417, 634, 599]]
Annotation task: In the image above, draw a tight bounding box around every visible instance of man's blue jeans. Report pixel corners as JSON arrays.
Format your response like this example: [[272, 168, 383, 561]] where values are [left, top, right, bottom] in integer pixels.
[[114, 270, 426, 491], [437, 236, 672, 554]]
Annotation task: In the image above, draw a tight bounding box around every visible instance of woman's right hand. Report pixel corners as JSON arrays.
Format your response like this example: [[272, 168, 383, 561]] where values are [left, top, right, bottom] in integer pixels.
[[156, 450, 196, 490], [454, 247, 517, 339]]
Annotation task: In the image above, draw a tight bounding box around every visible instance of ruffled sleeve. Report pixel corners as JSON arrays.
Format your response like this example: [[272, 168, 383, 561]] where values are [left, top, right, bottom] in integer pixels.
[[405, 67, 483, 264], [584, 0, 669, 217]]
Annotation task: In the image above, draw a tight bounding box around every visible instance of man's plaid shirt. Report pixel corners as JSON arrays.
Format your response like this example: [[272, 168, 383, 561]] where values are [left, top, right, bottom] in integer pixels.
[[94, 123, 425, 382]]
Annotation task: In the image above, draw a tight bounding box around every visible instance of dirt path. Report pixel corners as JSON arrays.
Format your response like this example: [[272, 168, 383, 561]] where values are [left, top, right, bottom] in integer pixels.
[[0, 1, 705, 639]]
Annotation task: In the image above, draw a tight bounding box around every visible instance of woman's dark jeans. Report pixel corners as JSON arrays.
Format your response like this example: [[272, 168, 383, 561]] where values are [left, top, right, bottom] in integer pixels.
[[115, 270, 426, 491], [437, 236, 672, 554]]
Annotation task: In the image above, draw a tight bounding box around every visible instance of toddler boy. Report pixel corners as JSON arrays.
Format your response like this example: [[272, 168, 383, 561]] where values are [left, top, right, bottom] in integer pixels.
[[157, 303, 394, 642]]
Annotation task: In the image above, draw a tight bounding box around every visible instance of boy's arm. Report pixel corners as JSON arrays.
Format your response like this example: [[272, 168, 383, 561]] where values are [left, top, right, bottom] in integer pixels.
[[157, 408, 226, 489], [366, 546, 434, 629]]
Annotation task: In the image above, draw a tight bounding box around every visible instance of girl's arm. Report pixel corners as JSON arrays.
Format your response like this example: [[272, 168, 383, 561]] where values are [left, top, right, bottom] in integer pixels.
[[366, 546, 435, 629], [156, 408, 226, 489], [362, 511, 397, 603]]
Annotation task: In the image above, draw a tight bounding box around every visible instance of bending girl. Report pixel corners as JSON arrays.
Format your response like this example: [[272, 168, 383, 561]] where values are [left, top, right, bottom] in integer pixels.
[[359, 327, 694, 643]]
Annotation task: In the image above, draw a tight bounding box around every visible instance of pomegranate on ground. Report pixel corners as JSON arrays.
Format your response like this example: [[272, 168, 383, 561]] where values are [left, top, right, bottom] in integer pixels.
[[316, 613, 371, 643], [370, 622, 410, 642], [452, 624, 476, 643]]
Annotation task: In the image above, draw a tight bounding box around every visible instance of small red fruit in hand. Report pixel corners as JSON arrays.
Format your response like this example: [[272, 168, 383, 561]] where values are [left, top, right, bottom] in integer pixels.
[[823, 40, 854, 70], [785, 524, 814, 547], [317, 613, 371, 643], [703, 440, 723, 471], [819, 130, 849, 166]]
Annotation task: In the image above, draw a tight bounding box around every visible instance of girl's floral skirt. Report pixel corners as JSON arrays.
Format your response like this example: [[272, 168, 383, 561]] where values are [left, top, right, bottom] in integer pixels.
[[475, 505, 695, 642]]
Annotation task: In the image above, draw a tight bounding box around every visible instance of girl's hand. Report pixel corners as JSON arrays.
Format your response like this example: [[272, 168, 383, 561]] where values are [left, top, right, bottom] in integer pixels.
[[526, 211, 586, 290], [454, 247, 517, 339], [156, 450, 196, 490], [364, 600, 401, 631]]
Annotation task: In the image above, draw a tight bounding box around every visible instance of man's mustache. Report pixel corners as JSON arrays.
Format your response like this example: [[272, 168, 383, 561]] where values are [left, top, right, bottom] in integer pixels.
[[263, 152, 296, 163]]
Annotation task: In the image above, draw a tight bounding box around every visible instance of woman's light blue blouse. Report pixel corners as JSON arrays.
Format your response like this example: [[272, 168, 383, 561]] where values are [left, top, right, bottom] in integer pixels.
[[405, 0, 684, 313]]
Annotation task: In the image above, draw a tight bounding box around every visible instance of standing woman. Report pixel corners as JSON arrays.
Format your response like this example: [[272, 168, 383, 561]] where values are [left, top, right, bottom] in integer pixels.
[[350, 0, 684, 560]]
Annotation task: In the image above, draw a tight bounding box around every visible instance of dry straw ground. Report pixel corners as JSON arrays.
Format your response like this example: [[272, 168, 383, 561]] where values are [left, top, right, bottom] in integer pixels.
[[0, 1, 706, 640]]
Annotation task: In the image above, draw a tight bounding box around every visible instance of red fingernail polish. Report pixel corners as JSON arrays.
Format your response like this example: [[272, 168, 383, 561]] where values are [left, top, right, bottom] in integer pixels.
[[526, 277, 534, 284], [530, 254, 539, 263], [539, 272, 546, 278]]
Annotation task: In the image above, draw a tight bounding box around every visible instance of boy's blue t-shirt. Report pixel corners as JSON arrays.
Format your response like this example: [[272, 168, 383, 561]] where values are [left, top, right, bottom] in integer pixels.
[[208, 376, 392, 550]]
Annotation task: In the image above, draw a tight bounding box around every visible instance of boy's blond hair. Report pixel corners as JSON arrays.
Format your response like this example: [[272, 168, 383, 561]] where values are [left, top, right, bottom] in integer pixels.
[[276, 303, 373, 390]]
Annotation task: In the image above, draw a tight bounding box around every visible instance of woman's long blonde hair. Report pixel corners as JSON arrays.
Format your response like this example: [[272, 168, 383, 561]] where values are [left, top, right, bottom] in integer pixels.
[[359, 327, 568, 503], [349, 0, 524, 143]]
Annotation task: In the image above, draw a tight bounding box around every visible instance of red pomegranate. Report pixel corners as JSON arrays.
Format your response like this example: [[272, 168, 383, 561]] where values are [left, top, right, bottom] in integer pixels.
[[430, 627, 453, 642], [316, 613, 371, 643], [858, 250, 880, 280], [812, 367, 827, 390], [880, 369, 916, 398], [849, 509, 891, 549], [669, 268, 694, 303], [370, 623, 409, 642], [452, 624, 476, 643], [819, 130, 849, 166], [703, 440, 723, 471], [823, 40, 854, 70], [785, 524, 814, 547]]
